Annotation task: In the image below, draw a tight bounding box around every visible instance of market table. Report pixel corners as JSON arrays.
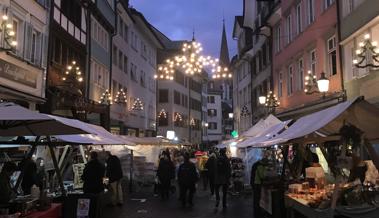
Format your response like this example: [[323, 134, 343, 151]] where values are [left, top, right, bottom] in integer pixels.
[[285, 195, 333, 218], [23, 203, 62, 218]]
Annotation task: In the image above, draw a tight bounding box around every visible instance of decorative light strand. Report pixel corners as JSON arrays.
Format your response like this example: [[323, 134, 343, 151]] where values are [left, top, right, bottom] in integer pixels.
[[98, 89, 112, 105], [114, 89, 127, 104], [353, 34, 379, 68], [131, 98, 144, 111]]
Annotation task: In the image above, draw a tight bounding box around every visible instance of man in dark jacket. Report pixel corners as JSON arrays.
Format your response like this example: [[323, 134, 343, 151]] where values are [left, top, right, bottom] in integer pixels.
[[177, 153, 198, 207], [20, 157, 37, 195], [214, 148, 231, 209], [82, 152, 105, 194], [0, 162, 17, 204], [106, 151, 123, 206], [204, 151, 216, 196], [157, 151, 175, 200]]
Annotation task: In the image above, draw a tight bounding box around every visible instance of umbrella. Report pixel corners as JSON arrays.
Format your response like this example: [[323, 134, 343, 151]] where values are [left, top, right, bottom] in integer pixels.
[[0, 102, 88, 136]]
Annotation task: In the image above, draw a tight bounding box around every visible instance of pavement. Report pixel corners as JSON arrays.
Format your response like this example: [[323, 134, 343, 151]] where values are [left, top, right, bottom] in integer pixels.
[[101, 186, 254, 218]]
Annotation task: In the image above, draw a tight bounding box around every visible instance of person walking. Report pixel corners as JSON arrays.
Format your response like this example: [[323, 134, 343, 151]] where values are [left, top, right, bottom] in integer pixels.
[[214, 148, 231, 209], [105, 151, 124, 206], [177, 153, 199, 207], [19, 157, 37, 195], [252, 157, 268, 218], [157, 151, 175, 200], [0, 162, 17, 204], [82, 151, 105, 194], [205, 151, 216, 196]]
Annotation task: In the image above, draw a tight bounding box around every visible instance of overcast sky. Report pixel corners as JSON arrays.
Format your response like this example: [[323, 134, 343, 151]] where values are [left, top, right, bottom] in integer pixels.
[[129, 0, 242, 60]]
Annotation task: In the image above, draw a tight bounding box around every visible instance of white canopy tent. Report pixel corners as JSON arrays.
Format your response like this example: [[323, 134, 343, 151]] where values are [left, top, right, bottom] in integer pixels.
[[253, 97, 379, 148], [241, 114, 281, 137]]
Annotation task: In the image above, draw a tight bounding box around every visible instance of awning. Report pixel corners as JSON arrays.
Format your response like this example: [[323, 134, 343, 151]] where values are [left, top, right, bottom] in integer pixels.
[[237, 120, 292, 148], [0, 102, 89, 136], [48, 115, 134, 145], [255, 97, 379, 147], [241, 114, 281, 137], [119, 136, 179, 146]]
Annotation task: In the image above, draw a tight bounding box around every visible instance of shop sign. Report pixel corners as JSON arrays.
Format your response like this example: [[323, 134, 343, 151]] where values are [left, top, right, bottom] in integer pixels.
[[0, 59, 37, 88]]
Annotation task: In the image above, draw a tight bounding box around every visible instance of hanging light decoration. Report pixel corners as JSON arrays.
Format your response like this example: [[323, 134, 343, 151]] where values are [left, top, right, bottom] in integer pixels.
[[212, 66, 232, 79], [264, 91, 280, 111], [304, 70, 318, 95], [131, 98, 144, 111], [114, 89, 127, 104], [62, 60, 83, 82], [353, 34, 379, 68], [174, 112, 183, 122], [240, 105, 250, 117], [0, 12, 17, 50], [304, 71, 330, 95], [154, 63, 175, 80], [158, 109, 167, 119], [190, 118, 196, 126], [98, 89, 112, 105]]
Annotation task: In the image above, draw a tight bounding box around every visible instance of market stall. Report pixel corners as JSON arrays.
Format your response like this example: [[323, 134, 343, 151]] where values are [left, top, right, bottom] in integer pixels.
[[0, 102, 91, 218], [244, 97, 379, 218]]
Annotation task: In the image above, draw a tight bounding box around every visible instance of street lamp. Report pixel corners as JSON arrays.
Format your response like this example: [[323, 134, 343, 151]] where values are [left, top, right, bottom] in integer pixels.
[[317, 72, 329, 93], [228, 113, 234, 119], [0, 12, 17, 50], [258, 96, 266, 105], [304, 71, 330, 96]]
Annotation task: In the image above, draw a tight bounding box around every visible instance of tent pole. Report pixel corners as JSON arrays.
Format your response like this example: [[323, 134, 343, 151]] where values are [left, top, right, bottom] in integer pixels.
[[58, 145, 70, 168], [14, 136, 40, 192], [79, 145, 87, 164], [47, 136, 66, 196], [129, 149, 134, 193]]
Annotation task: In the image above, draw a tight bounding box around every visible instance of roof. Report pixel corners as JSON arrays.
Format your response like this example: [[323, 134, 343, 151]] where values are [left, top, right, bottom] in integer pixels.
[[150, 25, 188, 50], [129, 8, 164, 49]]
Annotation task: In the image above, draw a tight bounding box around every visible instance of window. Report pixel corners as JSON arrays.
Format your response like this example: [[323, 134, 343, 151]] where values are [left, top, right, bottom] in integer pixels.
[[207, 96, 215, 103], [325, 0, 335, 9], [288, 65, 294, 95], [174, 91, 181, 105], [124, 24, 129, 42], [208, 109, 217, 117], [278, 72, 283, 97], [140, 71, 146, 87], [112, 44, 117, 65], [310, 49, 316, 75], [158, 112, 168, 126], [31, 31, 37, 64], [327, 36, 337, 76], [298, 59, 304, 91], [130, 63, 137, 82], [158, 89, 168, 103], [91, 59, 109, 88], [118, 18, 124, 38], [275, 25, 281, 52], [118, 50, 123, 70], [286, 15, 292, 44], [92, 18, 109, 51], [208, 122, 217, 130], [296, 3, 302, 35], [308, 0, 315, 24], [123, 55, 128, 74], [262, 43, 267, 67]]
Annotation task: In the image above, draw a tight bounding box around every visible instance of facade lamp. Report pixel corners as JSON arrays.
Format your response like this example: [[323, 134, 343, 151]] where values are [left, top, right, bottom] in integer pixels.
[[228, 113, 234, 119], [353, 34, 379, 68], [0, 12, 17, 50], [304, 71, 329, 96]]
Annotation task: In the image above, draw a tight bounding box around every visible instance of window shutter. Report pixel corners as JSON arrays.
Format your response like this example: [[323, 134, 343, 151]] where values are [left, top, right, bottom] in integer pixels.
[[41, 33, 48, 68], [24, 23, 32, 61]]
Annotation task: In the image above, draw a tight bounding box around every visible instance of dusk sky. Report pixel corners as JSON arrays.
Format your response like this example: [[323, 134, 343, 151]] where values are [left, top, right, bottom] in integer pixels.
[[129, 0, 242, 60]]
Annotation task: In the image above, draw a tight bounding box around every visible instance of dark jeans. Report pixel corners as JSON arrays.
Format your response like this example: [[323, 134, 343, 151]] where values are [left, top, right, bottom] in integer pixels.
[[209, 178, 215, 195], [215, 184, 228, 207], [253, 184, 262, 217], [179, 184, 195, 206], [160, 180, 171, 200], [200, 171, 208, 190]]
